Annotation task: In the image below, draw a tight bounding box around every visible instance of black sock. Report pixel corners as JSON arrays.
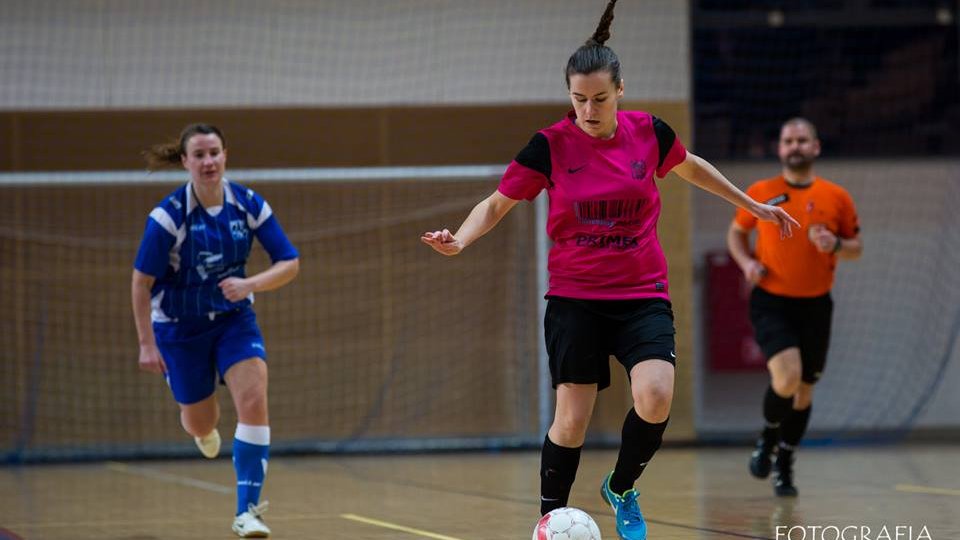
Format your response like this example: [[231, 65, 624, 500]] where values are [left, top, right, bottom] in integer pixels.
[[776, 444, 795, 468], [609, 409, 668, 496], [762, 385, 793, 443], [781, 406, 811, 448], [540, 434, 582, 515]]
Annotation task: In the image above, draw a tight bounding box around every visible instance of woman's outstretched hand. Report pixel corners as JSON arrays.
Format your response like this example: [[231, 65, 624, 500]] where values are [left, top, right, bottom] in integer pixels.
[[421, 229, 465, 256], [753, 203, 801, 239]]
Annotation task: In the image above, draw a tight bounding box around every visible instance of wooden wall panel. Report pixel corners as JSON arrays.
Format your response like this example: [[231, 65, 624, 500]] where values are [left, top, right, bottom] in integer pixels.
[[382, 105, 568, 165], [0, 115, 14, 170], [0, 102, 689, 171], [4, 109, 386, 171]]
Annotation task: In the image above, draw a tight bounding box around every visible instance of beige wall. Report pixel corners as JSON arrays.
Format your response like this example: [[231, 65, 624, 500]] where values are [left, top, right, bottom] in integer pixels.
[[0, 0, 688, 109]]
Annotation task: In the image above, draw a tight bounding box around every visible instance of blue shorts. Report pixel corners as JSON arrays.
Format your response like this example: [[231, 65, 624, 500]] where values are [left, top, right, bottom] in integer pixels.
[[154, 306, 267, 404]]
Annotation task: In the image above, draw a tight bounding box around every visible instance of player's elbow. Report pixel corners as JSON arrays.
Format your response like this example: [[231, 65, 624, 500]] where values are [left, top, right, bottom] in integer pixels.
[[131, 269, 155, 292], [486, 191, 518, 220], [725, 224, 737, 244], [726, 223, 748, 251], [286, 257, 300, 278]]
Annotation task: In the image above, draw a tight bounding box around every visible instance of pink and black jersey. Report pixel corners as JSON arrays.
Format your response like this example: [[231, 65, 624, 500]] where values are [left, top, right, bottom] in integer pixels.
[[498, 110, 687, 300]]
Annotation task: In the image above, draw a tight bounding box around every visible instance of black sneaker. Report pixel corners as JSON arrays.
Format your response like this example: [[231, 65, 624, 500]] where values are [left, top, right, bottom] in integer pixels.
[[773, 451, 798, 497], [749, 436, 775, 479]]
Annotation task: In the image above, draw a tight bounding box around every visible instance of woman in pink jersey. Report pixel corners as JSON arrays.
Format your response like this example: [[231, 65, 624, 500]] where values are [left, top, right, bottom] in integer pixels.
[[422, 2, 798, 539]]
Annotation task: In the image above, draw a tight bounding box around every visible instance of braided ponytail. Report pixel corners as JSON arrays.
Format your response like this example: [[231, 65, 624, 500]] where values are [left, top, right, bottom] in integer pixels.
[[586, 0, 617, 47], [565, 0, 622, 87]]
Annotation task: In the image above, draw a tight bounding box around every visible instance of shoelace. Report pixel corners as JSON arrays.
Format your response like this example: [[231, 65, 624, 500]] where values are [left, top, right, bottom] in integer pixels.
[[246, 501, 269, 519], [618, 490, 643, 524]]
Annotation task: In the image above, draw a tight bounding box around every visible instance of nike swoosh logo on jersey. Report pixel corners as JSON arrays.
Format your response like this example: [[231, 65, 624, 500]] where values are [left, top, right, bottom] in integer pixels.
[[567, 164, 587, 173]]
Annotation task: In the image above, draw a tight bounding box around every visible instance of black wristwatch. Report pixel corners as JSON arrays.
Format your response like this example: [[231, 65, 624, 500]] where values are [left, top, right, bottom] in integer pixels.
[[832, 236, 842, 253]]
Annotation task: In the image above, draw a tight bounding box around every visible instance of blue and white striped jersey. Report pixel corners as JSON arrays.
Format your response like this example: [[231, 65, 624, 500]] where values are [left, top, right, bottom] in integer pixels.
[[134, 180, 298, 322]]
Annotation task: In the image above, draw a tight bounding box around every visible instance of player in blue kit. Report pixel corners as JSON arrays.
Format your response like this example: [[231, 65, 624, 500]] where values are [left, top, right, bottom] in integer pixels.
[[132, 124, 299, 538]]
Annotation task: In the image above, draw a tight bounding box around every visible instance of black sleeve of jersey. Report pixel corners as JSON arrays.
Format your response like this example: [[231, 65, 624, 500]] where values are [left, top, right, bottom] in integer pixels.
[[652, 116, 677, 170], [514, 132, 552, 181]]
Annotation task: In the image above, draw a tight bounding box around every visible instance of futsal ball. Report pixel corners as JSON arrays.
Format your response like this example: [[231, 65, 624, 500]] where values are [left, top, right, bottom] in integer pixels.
[[532, 507, 602, 540]]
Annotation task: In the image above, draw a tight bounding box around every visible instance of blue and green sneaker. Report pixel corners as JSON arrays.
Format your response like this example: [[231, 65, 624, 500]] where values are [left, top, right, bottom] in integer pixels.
[[601, 472, 647, 540]]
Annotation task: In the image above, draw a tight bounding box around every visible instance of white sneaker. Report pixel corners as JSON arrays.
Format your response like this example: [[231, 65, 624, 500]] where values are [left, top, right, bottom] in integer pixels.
[[194, 428, 221, 458], [232, 502, 271, 538]]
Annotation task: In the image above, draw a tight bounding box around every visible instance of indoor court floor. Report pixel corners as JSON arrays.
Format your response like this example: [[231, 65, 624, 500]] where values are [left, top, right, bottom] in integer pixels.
[[2, 446, 958, 539]]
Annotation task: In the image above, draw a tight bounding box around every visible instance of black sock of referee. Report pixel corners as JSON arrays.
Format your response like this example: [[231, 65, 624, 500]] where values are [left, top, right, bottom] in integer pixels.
[[540, 434, 582, 515], [762, 385, 794, 444], [609, 408, 669, 496], [781, 405, 811, 448]]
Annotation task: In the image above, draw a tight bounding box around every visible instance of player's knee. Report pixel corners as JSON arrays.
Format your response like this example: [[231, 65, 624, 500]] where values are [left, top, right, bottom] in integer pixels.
[[634, 383, 673, 423], [771, 372, 801, 397], [233, 383, 268, 417], [551, 414, 590, 443], [180, 411, 217, 438]]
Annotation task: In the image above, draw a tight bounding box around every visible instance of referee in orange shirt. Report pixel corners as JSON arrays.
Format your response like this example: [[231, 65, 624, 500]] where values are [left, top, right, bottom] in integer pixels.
[[727, 118, 862, 497]]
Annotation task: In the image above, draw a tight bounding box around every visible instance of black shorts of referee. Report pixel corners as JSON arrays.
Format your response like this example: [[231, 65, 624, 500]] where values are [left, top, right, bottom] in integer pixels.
[[544, 296, 676, 391], [749, 286, 833, 384]]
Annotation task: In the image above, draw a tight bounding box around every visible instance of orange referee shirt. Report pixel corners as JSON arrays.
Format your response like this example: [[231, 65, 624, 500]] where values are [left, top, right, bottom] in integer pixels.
[[734, 175, 859, 298]]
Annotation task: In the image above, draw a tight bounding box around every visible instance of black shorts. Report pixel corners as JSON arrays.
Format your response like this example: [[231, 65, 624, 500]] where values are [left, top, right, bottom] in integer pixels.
[[749, 287, 833, 384], [544, 296, 676, 391]]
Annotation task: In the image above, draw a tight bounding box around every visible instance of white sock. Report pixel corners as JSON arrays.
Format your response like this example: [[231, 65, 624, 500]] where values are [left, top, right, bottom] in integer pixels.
[[235, 423, 271, 445]]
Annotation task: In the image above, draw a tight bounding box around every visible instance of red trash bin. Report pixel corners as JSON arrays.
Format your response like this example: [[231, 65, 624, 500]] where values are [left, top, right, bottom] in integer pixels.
[[705, 251, 766, 371]]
